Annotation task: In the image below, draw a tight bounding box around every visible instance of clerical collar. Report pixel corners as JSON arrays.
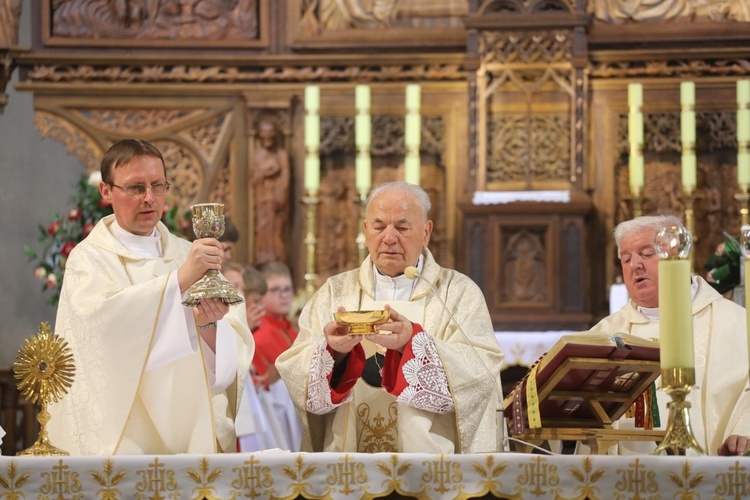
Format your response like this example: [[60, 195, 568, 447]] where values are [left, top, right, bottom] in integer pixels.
[[372, 255, 423, 302], [110, 220, 163, 258], [637, 276, 699, 321]]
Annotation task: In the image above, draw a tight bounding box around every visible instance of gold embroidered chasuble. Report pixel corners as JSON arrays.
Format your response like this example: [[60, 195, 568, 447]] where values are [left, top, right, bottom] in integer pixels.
[[276, 249, 504, 453], [589, 276, 750, 455], [48, 215, 254, 455]]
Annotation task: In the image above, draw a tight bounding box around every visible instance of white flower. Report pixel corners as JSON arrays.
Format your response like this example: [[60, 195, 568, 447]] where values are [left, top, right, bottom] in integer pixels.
[[34, 267, 47, 280], [87, 171, 102, 187]]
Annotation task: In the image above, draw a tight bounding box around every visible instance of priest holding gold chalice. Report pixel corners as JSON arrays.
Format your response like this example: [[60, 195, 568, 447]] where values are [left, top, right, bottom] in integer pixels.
[[277, 181, 504, 454]]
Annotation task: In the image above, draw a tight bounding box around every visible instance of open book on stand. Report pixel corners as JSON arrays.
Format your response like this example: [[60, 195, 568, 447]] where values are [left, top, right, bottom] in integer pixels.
[[503, 332, 660, 435]]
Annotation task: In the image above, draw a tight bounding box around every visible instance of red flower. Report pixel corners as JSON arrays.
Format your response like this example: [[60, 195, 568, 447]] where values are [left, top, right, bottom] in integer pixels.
[[83, 222, 96, 237], [98, 198, 111, 208], [47, 220, 62, 235], [60, 241, 76, 257], [68, 208, 82, 220]]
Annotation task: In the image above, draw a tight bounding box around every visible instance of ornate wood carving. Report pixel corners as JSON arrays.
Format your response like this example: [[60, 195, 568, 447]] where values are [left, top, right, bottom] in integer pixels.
[[41, 0, 268, 48], [293, 0, 467, 48], [468, 0, 589, 191], [22, 59, 468, 85], [612, 109, 743, 276], [460, 194, 593, 330], [589, 0, 750, 23], [0, 0, 22, 113], [591, 59, 750, 79], [313, 114, 448, 281], [31, 102, 240, 221]]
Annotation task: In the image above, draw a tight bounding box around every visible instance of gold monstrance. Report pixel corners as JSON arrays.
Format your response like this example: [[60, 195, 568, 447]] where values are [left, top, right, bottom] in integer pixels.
[[13, 322, 75, 456]]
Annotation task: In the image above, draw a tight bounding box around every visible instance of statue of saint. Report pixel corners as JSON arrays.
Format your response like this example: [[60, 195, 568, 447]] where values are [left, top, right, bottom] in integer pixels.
[[251, 117, 290, 264]]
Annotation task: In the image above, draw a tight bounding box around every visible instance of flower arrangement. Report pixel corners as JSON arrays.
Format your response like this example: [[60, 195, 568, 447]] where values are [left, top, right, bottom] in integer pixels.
[[704, 232, 741, 295], [25, 172, 190, 305]]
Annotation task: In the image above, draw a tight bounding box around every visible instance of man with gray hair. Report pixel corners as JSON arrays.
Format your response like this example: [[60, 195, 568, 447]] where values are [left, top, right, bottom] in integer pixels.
[[591, 214, 750, 455], [277, 181, 504, 453]]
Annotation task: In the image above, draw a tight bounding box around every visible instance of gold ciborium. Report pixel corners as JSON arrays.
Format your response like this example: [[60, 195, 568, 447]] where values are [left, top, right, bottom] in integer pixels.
[[13, 322, 75, 456], [182, 203, 244, 307], [334, 310, 390, 335]]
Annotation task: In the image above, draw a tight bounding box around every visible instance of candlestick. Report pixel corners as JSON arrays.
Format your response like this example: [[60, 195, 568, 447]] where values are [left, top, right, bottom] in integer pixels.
[[741, 225, 750, 379], [652, 225, 704, 455], [736, 186, 750, 227], [302, 193, 320, 296]]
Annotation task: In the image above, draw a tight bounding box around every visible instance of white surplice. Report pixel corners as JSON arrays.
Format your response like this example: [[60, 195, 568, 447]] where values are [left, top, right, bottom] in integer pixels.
[[48, 215, 254, 455]]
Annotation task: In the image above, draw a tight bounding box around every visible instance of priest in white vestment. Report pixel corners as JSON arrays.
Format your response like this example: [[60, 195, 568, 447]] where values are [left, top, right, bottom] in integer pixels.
[[48, 139, 254, 455], [276, 181, 504, 453], [589, 215, 750, 456]]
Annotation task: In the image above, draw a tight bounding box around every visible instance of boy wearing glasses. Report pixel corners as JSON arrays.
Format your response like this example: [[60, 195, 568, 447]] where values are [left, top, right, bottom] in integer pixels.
[[48, 139, 254, 455], [251, 261, 302, 450]]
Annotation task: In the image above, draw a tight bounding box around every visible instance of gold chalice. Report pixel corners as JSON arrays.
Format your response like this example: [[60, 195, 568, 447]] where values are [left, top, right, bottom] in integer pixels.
[[14, 322, 75, 456], [182, 203, 244, 307], [334, 310, 390, 335]]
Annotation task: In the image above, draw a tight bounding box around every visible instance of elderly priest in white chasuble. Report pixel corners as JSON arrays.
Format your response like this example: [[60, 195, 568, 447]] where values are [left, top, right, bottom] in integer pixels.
[[48, 139, 254, 455], [277, 181, 504, 453], [589, 215, 750, 456]]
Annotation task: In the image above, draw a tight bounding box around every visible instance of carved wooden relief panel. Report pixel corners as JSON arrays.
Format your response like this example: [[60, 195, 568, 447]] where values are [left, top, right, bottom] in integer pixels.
[[31, 96, 243, 232], [40, 0, 268, 48], [469, 0, 588, 192], [292, 0, 468, 48], [460, 198, 592, 331]]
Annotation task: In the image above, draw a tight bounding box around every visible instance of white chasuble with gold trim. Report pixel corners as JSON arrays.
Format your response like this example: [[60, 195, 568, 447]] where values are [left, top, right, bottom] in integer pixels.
[[277, 249, 504, 454]]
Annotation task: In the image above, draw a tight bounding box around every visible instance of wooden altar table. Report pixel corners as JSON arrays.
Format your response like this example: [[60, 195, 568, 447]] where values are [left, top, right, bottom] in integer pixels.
[[1, 452, 749, 499]]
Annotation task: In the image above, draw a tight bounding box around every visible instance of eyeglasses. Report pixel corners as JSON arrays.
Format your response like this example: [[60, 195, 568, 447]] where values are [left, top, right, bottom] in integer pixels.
[[110, 182, 171, 197], [267, 286, 294, 295]]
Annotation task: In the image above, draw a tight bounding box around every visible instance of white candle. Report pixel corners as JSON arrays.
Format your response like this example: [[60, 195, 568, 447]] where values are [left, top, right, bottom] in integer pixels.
[[628, 83, 643, 110], [355, 155, 371, 195], [304, 85, 321, 194], [681, 153, 697, 190], [658, 259, 695, 369], [404, 154, 420, 185], [629, 150, 644, 194], [304, 155, 320, 194]]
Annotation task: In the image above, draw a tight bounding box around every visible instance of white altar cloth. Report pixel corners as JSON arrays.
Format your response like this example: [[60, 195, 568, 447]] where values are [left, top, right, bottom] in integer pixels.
[[495, 331, 570, 368], [1, 452, 749, 499]]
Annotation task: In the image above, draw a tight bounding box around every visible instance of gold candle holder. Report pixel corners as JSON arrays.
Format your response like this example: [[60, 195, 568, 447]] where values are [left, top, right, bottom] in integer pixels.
[[652, 368, 704, 455], [680, 188, 702, 269], [626, 185, 644, 218], [355, 192, 367, 263], [302, 192, 320, 297], [735, 184, 749, 228]]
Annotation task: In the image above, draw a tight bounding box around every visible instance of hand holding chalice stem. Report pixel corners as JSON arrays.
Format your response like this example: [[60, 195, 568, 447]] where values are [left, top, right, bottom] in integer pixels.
[[181, 203, 244, 307]]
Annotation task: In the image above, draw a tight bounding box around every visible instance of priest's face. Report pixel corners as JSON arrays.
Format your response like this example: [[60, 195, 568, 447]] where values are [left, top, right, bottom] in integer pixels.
[[100, 155, 168, 236], [619, 229, 659, 308], [364, 188, 432, 277]]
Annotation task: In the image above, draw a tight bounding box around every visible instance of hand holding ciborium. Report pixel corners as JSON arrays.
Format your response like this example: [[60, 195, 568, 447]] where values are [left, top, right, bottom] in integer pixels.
[[181, 203, 244, 307]]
